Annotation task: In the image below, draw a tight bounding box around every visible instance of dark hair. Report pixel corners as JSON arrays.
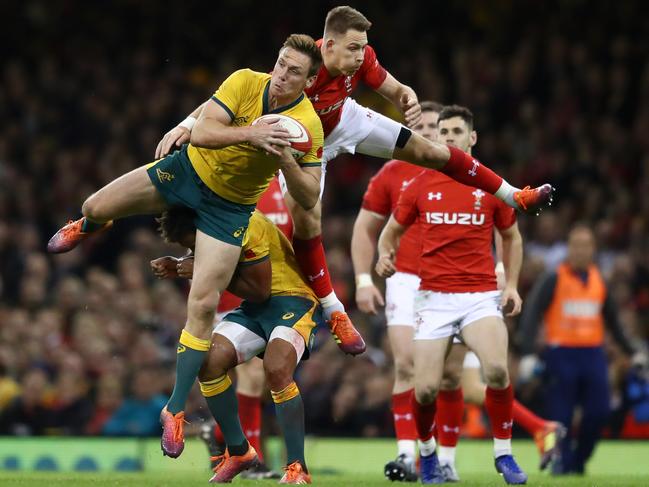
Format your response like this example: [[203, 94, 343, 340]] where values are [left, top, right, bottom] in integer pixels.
[[156, 207, 196, 244], [438, 104, 474, 129], [324, 6, 371, 36], [282, 33, 322, 77], [420, 100, 443, 114]]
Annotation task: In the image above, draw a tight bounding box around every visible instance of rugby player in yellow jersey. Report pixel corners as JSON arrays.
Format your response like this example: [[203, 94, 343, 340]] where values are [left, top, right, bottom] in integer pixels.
[[47, 34, 324, 459], [152, 206, 317, 484]]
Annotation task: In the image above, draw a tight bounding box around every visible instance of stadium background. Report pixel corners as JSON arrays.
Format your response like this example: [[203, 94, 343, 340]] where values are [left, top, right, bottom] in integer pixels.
[[1, 0, 649, 480]]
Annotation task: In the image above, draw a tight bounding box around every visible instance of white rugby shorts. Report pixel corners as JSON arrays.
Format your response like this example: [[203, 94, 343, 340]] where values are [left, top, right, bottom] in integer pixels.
[[385, 271, 420, 327], [414, 290, 502, 341], [279, 97, 404, 197]]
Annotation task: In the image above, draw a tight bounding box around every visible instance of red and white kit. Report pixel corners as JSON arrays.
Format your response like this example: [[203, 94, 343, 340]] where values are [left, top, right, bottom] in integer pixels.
[[280, 41, 404, 196], [393, 171, 516, 341]]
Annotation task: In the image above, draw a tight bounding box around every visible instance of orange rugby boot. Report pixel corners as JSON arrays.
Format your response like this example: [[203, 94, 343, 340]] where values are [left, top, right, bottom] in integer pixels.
[[279, 461, 312, 484], [328, 311, 366, 356], [47, 217, 113, 253], [160, 406, 187, 458], [513, 184, 555, 215], [209, 445, 259, 483], [534, 421, 566, 471]]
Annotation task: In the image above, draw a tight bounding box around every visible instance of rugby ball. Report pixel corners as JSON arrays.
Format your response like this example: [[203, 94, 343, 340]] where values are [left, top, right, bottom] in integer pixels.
[[252, 114, 312, 159]]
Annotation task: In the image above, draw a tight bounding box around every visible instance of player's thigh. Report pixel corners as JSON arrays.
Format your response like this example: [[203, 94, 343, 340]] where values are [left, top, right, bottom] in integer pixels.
[[388, 326, 414, 368], [460, 316, 509, 372], [441, 343, 467, 391], [83, 165, 168, 221], [354, 109, 405, 160], [413, 337, 451, 399], [235, 357, 265, 397], [284, 192, 322, 238]]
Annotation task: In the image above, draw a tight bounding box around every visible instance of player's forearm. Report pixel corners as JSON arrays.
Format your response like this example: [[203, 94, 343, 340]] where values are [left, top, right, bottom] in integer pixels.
[[501, 232, 523, 288], [351, 225, 379, 275], [377, 221, 403, 258], [281, 164, 320, 210], [190, 118, 252, 149]]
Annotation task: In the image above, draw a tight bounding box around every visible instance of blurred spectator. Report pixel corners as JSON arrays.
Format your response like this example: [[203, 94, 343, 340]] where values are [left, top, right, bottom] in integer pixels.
[[0, 368, 55, 435], [102, 368, 167, 436]]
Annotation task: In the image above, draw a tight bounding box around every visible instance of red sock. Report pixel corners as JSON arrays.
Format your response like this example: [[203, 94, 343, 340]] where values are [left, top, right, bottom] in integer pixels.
[[392, 389, 417, 440], [441, 146, 503, 194], [436, 388, 464, 447], [410, 391, 437, 442], [512, 398, 546, 436], [484, 385, 514, 439], [292, 235, 334, 298], [237, 392, 263, 462]]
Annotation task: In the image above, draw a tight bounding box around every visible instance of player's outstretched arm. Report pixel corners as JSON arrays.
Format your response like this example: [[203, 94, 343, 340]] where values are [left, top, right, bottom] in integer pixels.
[[375, 72, 422, 128], [155, 103, 207, 159], [497, 222, 524, 316], [376, 215, 406, 278], [351, 209, 386, 314]]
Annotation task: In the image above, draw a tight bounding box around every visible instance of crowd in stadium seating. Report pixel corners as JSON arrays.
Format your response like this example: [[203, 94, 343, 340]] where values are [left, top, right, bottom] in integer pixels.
[[1, 1, 648, 439]]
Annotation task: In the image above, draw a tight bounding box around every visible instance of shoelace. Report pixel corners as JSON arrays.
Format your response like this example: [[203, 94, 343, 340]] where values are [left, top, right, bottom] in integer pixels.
[[211, 452, 230, 473], [501, 456, 523, 473], [514, 186, 532, 210], [171, 414, 189, 442], [330, 314, 356, 340], [283, 462, 304, 480]]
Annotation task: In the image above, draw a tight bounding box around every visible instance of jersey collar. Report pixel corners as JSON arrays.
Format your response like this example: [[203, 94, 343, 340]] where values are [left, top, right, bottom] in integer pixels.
[[262, 80, 305, 115]]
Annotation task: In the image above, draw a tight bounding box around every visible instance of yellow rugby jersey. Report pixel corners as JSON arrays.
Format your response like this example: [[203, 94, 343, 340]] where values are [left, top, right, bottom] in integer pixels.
[[187, 69, 324, 205], [240, 210, 317, 301]]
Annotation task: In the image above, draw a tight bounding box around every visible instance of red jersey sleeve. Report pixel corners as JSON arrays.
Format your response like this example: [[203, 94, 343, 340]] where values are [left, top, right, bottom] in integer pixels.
[[494, 200, 516, 230], [393, 177, 420, 227], [360, 45, 387, 90], [361, 167, 391, 216]]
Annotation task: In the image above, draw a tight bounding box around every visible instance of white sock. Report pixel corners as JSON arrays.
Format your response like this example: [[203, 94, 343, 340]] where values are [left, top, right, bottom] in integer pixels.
[[418, 437, 437, 457], [494, 180, 518, 207], [397, 440, 417, 460], [438, 446, 456, 466], [493, 438, 512, 458], [320, 291, 345, 319]]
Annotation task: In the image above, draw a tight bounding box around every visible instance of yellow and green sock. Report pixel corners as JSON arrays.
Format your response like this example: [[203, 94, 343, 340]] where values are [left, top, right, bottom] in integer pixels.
[[272, 381, 306, 469], [167, 329, 210, 414]]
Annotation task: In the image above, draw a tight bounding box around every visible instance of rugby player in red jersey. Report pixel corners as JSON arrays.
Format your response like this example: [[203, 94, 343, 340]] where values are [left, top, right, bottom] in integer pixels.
[[376, 105, 529, 485]]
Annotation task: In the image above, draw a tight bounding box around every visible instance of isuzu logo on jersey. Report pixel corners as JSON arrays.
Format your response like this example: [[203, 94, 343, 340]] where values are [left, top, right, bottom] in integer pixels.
[[425, 212, 486, 225], [472, 189, 485, 209], [428, 192, 442, 200]]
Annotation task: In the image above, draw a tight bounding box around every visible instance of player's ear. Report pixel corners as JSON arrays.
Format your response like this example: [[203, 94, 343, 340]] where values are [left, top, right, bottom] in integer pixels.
[[470, 130, 477, 148]]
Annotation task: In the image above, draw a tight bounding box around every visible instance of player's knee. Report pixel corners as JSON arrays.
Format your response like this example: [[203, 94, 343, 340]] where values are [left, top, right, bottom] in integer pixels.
[[81, 194, 107, 222], [187, 292, 220, 325], [394, 357, 414, 385], [415, 383, 439, 405], [263, 358, 293, 391], [440, 370, 462, 391], [483, 363, 509, 389], [291, 204, 322, 239]]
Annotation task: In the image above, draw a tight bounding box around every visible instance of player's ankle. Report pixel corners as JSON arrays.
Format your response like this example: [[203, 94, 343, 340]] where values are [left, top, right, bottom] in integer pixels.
[[320, 291, 344, 319]]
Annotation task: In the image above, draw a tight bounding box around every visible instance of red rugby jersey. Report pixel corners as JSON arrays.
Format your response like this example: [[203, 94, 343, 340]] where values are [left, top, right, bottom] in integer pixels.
[[393, 171, 516, 293], [217, 176, 293, 312], [305, 40, 387, 137], [362, 160, 426, 275]]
